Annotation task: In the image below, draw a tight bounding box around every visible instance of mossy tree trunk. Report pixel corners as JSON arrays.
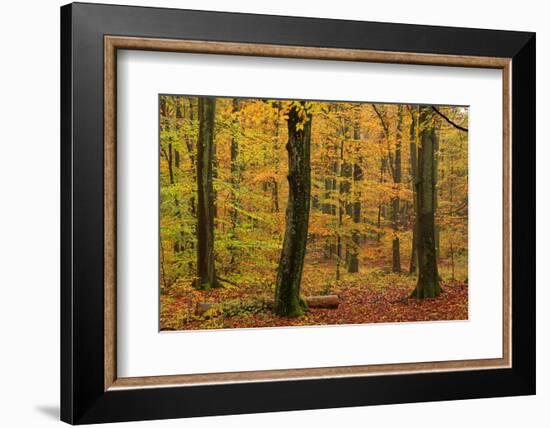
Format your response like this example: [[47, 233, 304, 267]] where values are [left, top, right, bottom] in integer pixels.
[[195, 97, 219, 290], [274, 102, 312, 317], [411, 107, 441, 298]]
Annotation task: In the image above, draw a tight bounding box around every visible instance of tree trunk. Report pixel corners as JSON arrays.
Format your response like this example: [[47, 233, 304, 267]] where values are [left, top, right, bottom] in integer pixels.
[[408, 106, 419, 274], [181, 98, 197, 218], [322, 160, 337, 259], [274, 103, 312, 317], [336, 159, 343, 281], [271, 178, 279, 212], [449, 161, 456, 281], [347, 122, 362, 273], [195, 97, 219, 290], [411, 107, 441, 298], [336, 116, 348, 281], [391, 106, 403, 272], [376, 157, 385, 242], [434, 123, 441, 261], [229, 98, 241, 267]]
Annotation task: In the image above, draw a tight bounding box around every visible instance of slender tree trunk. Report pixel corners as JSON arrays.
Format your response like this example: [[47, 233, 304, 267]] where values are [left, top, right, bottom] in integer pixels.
[[274, 103, 312, 317], [229, 98, 241, 267], [174, 149, 180, 169], [434, 123, 441, 261], [167, 142, 175, 185], [336, 138, 345, 281], [376, 157, 385, 242], [183, 98, 197, 218], [271, 178, 279, 212], [160, 239, 168, 289], [168, 141, 184, 253], [195, 97, 219, 290], [409, 106, 419, 274], [162, 97, 184, 253], [392, 106, 403, 272], [271, 103, 281, 214], [347, 122, 362, 273], [411, 107, 441, 298], [347, 162, 362, 273], [321, 162, 336, 215], [449, 161, 455, 281]]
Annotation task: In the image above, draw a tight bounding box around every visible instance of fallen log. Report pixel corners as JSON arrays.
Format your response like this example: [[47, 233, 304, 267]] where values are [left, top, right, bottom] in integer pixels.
[[305, 294, 339, 309], [195, 295, 339, 316]]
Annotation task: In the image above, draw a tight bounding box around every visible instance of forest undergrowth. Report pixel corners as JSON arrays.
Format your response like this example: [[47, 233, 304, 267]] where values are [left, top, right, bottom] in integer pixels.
[[160, 254, 468, 331]]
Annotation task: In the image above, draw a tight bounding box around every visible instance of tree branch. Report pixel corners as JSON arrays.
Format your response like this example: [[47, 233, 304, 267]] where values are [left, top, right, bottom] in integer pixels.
[[431, 106, 468, 132]]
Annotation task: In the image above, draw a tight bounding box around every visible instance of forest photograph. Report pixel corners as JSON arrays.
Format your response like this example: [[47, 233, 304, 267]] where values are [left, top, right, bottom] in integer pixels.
[[159, 94, 469, 331]]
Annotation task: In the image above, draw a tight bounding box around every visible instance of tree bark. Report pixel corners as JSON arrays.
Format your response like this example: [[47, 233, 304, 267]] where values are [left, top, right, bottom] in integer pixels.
[[271, 178, 280, 212], [322, 160, 337, 260], [376, 157, 385, 242], [449, 163, 455, 281], [347, 122, 362, 273], [229, 99, 241, 267], [274, 103, 312, 317], [225, 99, 241, 267], [391, 106, 403, 272], [408, 106, 419, 274], [182, 98, 197, 218], [411, 107, 441, 298], [336, 135, 346, 281], [433, 123, 441, 261], [195, 97, 219, 290]]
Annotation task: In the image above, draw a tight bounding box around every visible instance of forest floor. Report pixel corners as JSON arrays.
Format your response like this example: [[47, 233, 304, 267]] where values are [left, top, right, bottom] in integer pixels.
[[160, 259, 468, 331]]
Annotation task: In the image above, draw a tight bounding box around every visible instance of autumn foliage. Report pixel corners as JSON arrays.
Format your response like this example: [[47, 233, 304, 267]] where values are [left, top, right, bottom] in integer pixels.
[[159, 95, 468, 331]]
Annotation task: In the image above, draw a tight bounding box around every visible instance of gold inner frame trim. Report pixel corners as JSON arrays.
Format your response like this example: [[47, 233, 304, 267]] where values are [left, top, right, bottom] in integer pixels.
[[104, 35, 512, 391]]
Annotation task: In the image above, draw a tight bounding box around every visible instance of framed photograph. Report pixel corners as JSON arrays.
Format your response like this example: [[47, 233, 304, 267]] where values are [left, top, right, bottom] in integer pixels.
[[61, 2, 535, 424]]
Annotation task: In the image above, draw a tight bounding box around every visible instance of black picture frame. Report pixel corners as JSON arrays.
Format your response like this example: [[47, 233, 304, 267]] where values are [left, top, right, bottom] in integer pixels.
[[61, 2, 535, 424]]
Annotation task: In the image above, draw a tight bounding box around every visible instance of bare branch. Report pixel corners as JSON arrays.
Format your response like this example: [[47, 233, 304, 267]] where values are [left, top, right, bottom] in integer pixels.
[[431, 106, 468, 132]]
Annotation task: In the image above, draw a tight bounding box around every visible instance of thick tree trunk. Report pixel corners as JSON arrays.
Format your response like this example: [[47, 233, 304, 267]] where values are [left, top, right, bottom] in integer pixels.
[[274, 103, 312, 317], [195, 97, 219, 290], [408, 106, 419, 274], [411, 107, 441, 298]]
